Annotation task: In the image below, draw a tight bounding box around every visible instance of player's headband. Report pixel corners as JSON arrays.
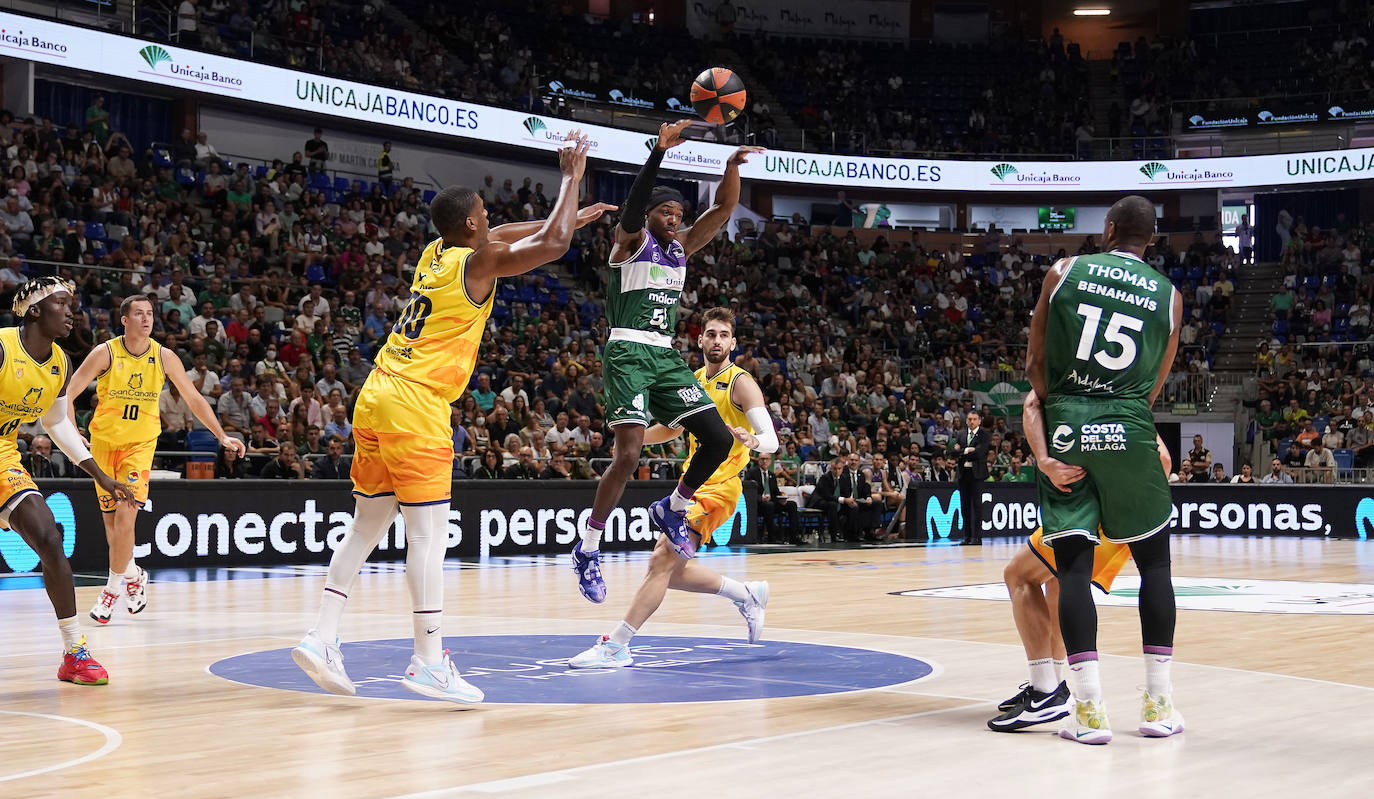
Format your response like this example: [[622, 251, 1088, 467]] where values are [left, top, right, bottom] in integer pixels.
[[13, 277, 74, 317], [648, 186, 685, 212]]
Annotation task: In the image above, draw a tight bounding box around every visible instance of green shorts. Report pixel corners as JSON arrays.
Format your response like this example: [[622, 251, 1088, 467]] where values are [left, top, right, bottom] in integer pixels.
[[603, 339, 716, 427], [1037, 395, 1173, 545]]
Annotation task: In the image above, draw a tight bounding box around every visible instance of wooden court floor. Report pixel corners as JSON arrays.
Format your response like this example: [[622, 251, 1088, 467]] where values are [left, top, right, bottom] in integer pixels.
[[3, 536, 1373, 798]]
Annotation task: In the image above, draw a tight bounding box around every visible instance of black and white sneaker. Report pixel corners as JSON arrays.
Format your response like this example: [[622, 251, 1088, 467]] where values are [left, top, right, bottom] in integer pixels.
[[998, 682, 1032, 713], [988, 681, 1071, 732]]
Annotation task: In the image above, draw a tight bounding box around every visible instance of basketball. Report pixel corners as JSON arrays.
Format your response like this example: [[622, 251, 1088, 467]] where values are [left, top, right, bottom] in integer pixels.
[[690, 67, 747, 125]]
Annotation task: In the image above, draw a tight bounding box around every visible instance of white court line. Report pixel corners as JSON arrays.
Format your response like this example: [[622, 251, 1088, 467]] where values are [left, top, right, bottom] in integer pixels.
[[384, 704, 975, 798], [0, 710, 122, 784], [0, 634, 300, 659]]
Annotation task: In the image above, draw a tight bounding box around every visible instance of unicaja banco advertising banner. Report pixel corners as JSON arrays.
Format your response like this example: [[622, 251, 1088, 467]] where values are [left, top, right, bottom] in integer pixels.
[[4, 12, 1374, 191]]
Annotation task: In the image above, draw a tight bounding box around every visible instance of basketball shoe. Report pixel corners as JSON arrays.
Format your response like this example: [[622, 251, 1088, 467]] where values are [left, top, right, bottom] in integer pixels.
[[57, 636, 109, 685], [998, 683, 1031, 713], [988, 681, 1071, 732], [1058, 698, 1112, 745], [1139, 691, 1185, 737], [571, 540, 607, 603], [737, 580, 770, 643], [568, 636, 633, 669], [400, 652, 484, 704], [650, 497, 695, 559], [125, 567, 149, 614], [89, 589, 120, 624], [291, 629, 355, 696]]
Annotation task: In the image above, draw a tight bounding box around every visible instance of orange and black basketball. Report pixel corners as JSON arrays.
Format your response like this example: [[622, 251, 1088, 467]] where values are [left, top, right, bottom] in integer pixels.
[[690, 67, 747, 125]]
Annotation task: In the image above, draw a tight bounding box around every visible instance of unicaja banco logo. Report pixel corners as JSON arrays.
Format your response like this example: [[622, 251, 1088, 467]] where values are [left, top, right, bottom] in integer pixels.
[[990, 163, 1017, 181], [139, 45, 172, 70], [1188, 114, 1205, 126], [1356, 497, 1374, 540], [522, 117, 546, 136], [1140, 161, 1168, 180], [1051, 424, 1074, 454], [925, 491, 961, 540]]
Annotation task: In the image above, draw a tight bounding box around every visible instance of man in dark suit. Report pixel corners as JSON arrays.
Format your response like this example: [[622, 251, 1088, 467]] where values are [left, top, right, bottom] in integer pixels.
[[808, 457, 845, 542], [746, 453, 800, 543], [837, 453, 876, 542], [956, 410, 991, 545]]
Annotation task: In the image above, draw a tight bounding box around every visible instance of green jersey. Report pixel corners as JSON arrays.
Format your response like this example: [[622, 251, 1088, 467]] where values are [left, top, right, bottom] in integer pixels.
[[1044, 251, 1175, 402], [606, 233, 685, 339]]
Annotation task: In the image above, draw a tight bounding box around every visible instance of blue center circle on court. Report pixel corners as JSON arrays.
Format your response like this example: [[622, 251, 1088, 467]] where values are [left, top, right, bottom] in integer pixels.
[[209, 635, 934, 703]]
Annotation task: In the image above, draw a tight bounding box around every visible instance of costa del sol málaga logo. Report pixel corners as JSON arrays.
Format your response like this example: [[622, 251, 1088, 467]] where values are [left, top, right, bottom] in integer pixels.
[[522, 117, 546, 136], [1140, 161, 1168, 180], [139, 45, 172, 70], [990, 163, 1017, 181]]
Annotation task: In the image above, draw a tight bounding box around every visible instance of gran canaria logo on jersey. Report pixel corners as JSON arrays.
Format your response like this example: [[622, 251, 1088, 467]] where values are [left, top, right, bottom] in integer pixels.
[[21, 387, 42, 405], [128, 372, 143, 390]]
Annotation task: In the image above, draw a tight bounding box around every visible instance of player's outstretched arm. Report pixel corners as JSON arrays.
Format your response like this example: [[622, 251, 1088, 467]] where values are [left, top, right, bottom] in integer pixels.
[[642, 423, 685, 446], [488, 202, 619, 244], [680, 145, 764, 257], [162, 351, 246, 456], [728, 372, 779, 453], [613, 119, 692, 251], [42, 371, 134, 505], [63, 342, 110, 438], [466, 132, 591, 287], [1148, 287, 1184, 408]]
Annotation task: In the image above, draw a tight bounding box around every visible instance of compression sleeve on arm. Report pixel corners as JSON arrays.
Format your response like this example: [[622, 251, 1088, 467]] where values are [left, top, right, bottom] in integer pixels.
[[42, 397, 93, 465], [620, 148, 665, 234], [745, 406, 779, 454]]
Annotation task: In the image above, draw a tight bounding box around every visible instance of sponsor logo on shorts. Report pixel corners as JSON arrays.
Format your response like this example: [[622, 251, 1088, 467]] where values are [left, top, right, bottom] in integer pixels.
[[895, 577, 1374, 614], [676, 386, 704, 404], [1078, 422, 1126, 452], [1051, 425, 1074, 454]]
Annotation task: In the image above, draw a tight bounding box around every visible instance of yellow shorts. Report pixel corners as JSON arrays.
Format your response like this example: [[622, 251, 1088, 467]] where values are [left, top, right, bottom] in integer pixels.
[[1028, 526, 1131, 594], [350, 370, 454, 505], [685, 478, 744, 539], [93, 438, 156, 512], [0, 445, 39, 527]]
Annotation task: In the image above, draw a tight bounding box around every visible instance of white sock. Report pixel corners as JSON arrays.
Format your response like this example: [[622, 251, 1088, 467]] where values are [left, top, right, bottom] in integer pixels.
[[716, 576, 750, 603], [1028, 657, 1057, 693], [1066, 657, 1102, 703], [58, 616, 81, 650], [1145, 648, 1173, 696], [122, 559, 141, 580], [316, 495, 399, 641], [580, 519, 606, 553], [402, 503, 450, 666], [609, 621, 636, 645], [668, 484, 693, 512], [104, 570, 123, 593], [1053, 658, 1067, 680]]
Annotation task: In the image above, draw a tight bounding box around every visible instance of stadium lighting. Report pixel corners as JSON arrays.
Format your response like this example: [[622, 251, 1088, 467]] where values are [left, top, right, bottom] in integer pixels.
[[1073, 8, 1111, 15]]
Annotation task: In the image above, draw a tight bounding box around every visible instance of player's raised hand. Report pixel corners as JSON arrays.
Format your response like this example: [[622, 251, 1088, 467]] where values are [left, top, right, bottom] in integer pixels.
[[727, 145, 765, 166], [558, 130, 592, 180], [1038, 457, 1086, 493], [655, 119, 695, 151], [576, 202, 619, 227], [220, 435, 247, 457]]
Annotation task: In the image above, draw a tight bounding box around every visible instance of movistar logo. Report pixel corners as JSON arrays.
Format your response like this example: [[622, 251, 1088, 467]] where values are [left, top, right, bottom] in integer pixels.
[[1051, 424, 1074, 454], [1357, 497, 1374, 540], [139, 45, 172, 70], [925, 492, 961, 540], [0, 492, 75, 572], [990, 163, 1017, 181], [523, 117, 546, 135], [1140, 161, 1168, 180]]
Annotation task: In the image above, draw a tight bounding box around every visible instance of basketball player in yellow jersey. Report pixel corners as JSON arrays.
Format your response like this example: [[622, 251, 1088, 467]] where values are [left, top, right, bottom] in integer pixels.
[[0, 278, 135, 685], [293, 132, 617, 703], [569, 307, 776, 668], [988, 389, 1172, 731], [65, 294, 245, 624]]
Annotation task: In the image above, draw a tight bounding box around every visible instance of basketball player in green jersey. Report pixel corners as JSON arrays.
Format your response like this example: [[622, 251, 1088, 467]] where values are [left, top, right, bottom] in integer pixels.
[[1025, 195, 1184, 745]]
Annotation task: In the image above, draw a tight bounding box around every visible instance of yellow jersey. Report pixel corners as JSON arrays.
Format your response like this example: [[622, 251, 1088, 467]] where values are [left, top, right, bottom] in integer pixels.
[[681, 363, 752, 487], [0, 326, 68, 450], [374, 239, 492, 403], [89, 336, 165, 446]]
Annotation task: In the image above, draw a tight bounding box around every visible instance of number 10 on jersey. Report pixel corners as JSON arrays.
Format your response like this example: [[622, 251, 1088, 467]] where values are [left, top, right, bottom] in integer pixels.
[[394, 293, 434, 340]]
